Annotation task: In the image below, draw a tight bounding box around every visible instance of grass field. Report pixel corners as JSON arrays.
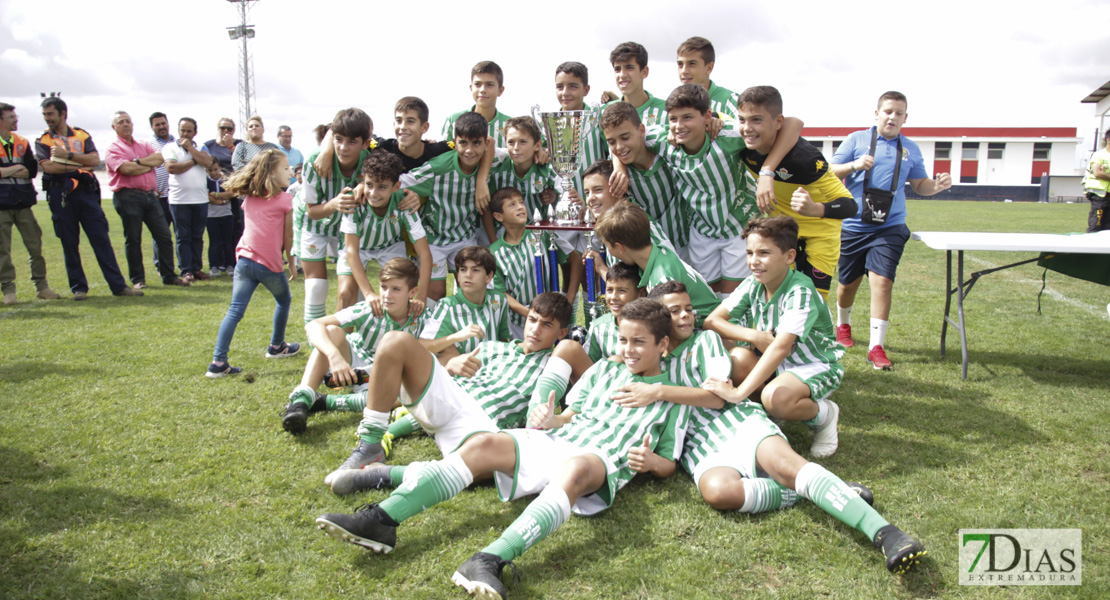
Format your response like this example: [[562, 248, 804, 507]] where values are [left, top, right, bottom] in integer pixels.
[[1, 200, 1107, 599]]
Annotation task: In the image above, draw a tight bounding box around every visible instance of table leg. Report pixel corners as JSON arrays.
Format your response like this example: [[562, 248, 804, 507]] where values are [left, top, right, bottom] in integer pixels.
[[941, 249, 952, 357], [957, 250, 969, 380]]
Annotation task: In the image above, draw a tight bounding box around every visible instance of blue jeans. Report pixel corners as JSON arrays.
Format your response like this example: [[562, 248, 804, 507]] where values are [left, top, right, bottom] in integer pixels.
[[211, 257, 291, 363], [169, 203, 208, 275]]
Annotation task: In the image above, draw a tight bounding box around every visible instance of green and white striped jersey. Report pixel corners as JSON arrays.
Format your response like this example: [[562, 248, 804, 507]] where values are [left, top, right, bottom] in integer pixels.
[[458, 340, 552, 429], [627, 154, 689, 249], [680, 401, 772, 475], [441, 108, 512, 148], [489, 229, 572, 332], [552, 359, 689, 507], [333, 301, 424, 365], [707, 81, 740, 120], [639, 244, 721, 326], [420, 287, 512, 355], [302, 148, 370, 238], [721, 269, 844, 369], [340, 190, 426, 251], [603, 91, 668, 129], [488, 160, 557, 223], [661, 329, 731, 389], [584, 312, 619, 362], [401, 149, 509, 246], [645, 122, 758, 239]]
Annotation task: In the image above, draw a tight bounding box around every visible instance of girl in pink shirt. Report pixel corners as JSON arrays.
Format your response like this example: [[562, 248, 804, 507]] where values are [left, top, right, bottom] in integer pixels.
[[207, 150, 300, 377]]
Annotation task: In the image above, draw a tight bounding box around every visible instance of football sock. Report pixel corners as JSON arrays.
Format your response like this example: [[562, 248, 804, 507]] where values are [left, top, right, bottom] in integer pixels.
[[738, 478, 798, 514], [529, 357, 571, 415], [390, 465, 408, 484], [837, 304, 853, 327], [304, 278, 328, 326], [802, 399, 829, 429], [356, 408, 390, 445], [379, 453, 473, 524], [483, 485, 571, 562], [387, 413, 422, 438], [288, 385, 315, 407], [325, 392, 366, 412], [795, 462, 888, 540], [869, 318, 889, 350]]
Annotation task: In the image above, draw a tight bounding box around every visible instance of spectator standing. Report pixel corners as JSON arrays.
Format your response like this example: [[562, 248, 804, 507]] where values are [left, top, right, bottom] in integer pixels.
[[163, 118, 215, 283], [277, 125, 304, 184]]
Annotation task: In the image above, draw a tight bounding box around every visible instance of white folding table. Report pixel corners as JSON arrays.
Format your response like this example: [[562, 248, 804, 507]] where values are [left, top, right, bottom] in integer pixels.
[[911, 231, 1110, 379]]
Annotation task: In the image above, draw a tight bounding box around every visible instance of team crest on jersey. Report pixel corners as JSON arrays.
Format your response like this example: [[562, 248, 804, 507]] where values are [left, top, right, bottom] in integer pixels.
[[389, 214, 399, 225], [307, 243, 319, 253], [532, 175, 545, 193], [815, 159, 825, 171], [645, 114, 660, 126], [775, 167, 793, 180]]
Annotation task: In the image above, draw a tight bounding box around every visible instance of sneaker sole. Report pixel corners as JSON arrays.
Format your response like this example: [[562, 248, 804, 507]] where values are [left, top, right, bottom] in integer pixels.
[[282, 413, 307, 434], [450, 571, 504, 600], [810, 401, 840, 458], [265, 351, 300, 359], [315, 518, 393, 553], [889, 549, 927, 574], [866, 359, 894, 371]]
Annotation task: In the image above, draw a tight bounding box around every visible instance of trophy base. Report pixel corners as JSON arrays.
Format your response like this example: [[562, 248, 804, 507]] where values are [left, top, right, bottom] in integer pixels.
[[526, 220, 596, 232]]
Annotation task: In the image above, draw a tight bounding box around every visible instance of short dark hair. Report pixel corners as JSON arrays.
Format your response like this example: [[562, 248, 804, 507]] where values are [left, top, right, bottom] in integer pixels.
[[601, 101, 641, 131], [178, 117, 198, 130], [455, 245, 496, 275], [278, 125, 292, 134], [583, 159, 614, 183], [742, 216, 798, 253], [361, 150, 404, 184], [454, 112, 488, 141], [41, 96, 67, 116], [610, 41, 648, 70], [877, 91, 907, 109], [149, 112, 167, 125], [647, 280, 687, 300], [555, 61, 589, 86], [677, 36, 715, 64], [738, 85, 783, 117], [472, 61, 504, 87], [395, 96, 430, 125], [1103, 129, 1110, 143], [666, 84, 710, 114], [605, 261, 640, 285], [0, 102, 14, 118], [331, 108, 372, 141], [380, 257, 420, 289], [595, 201, 651, 251], [619, 298, 671, 343], [504, 116, 541, 144], [489, 186, 522, 215], [314, 124, 330, 145], [529, 292, 573, 329]]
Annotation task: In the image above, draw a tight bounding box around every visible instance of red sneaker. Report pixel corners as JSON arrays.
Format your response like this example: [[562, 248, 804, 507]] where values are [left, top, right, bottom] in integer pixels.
[[835, 324, 855, 348], [867, 345, 893, 370]]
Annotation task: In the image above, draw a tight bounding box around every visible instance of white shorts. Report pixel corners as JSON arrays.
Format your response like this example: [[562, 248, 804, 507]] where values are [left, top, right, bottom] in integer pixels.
[[400, 357, 497, 455], [690, 416, 785, 493], [301, 230, 340, 262], [430, 236, 478, 281], [687, 228, 749, 283], [493, 428, 616, 516], [336, 240, 408, 276], [553, 229, 587, 254]]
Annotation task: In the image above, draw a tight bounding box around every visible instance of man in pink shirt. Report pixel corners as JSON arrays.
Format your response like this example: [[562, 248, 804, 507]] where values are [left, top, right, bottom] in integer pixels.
[[105, 111, 188, 288]]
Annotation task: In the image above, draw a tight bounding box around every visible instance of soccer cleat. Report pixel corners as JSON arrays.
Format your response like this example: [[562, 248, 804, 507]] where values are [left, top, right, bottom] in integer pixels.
[[309, 392, 327, 413], [810, 400, 839, 458], [324, 441, 387, 485], [266, 342, 301, 358], [282, 400, 310, 434], [867, 345, 893, 370], [844, 481, 874, 506], [451, 552, 519, 600], [206, 362, 242, 379], [328, 463, 394, 495], [835, 324, 854, 348], [36, 288, 63, 300], [873, 524, 926, 574], [316, 503, 397, 553]]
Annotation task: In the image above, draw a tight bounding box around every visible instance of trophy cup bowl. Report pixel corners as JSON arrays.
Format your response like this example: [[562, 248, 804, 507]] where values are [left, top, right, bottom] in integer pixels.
[[531, 105, 592, 226]]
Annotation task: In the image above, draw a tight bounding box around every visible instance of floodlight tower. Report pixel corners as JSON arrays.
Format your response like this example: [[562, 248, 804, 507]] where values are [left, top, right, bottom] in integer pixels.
[[226, 0, 258, 131]]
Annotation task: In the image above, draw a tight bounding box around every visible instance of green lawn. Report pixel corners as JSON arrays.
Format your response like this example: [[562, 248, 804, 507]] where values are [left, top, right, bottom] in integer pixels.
[[1, 200, 1107, 599]]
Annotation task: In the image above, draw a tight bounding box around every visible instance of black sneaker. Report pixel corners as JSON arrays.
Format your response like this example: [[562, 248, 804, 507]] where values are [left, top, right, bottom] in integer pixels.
[[315, 503, 397, 553], [873, 524, 926, 574], [451, 551, 519, 600], [328, 463, 394, 495], [845, 481, 874, 506], [323, 441, 387, 486], [206, 362, 242, 379], [282, 400, 309, 434]]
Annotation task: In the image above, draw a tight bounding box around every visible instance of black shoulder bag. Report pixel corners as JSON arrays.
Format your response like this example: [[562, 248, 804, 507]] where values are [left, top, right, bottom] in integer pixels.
[[861, 127, 901, 225]]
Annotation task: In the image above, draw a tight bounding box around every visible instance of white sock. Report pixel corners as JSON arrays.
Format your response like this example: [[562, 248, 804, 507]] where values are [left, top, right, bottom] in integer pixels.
[[869, 318, 888, 350], [304, 277, 328, 324], [837, 304, 853, 327]]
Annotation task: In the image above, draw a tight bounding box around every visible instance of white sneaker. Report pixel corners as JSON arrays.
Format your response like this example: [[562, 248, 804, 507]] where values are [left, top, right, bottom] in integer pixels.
[[810, 400, 840, 458], [209, 267, 223, 278]]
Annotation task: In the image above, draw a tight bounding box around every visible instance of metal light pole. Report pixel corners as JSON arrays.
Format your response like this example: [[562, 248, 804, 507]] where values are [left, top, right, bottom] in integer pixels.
[[226, 0, 258, 131]]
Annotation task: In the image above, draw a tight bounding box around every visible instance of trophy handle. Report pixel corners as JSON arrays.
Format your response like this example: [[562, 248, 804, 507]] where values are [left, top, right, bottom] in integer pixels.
[[530, 104, 544, 128]]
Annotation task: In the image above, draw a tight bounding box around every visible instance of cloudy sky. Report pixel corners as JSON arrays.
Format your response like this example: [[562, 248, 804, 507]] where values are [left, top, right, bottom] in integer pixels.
[[4, 0, 1109, 166]]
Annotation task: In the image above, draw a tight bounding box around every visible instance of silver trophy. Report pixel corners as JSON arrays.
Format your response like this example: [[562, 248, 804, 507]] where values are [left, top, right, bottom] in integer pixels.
[[531, 105, 595, 226]]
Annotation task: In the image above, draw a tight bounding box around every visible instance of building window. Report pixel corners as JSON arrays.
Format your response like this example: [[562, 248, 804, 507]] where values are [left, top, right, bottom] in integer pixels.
[[832, 140, 842, 154], [962, 145, 979, 160], [988, 142, 1005, 159], [935, 141, 951, 160], [1033, 143, 1051, 160], [961, 174, 977, 184]]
